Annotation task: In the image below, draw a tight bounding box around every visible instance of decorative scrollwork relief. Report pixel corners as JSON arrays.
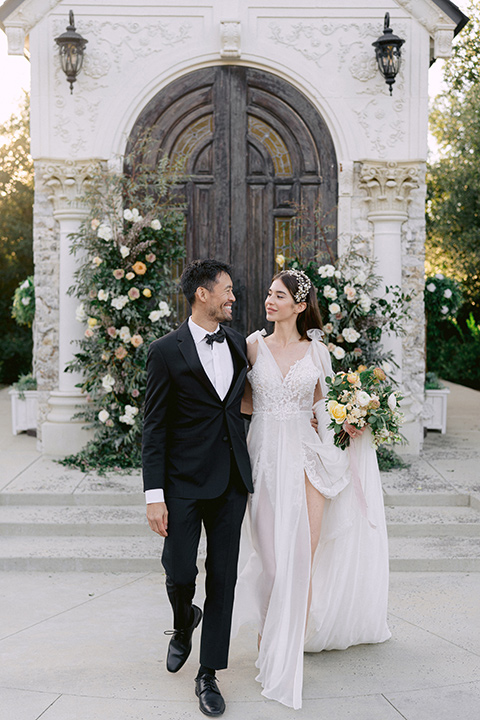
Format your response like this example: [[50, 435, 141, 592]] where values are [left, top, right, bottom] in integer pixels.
[[358, 161, 421, 215], [220, 21, 241, 58], [41, 159, 102, 213]]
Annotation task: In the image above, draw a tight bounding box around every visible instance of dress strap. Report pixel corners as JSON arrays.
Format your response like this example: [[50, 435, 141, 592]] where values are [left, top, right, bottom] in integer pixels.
[[246, 329, 267, 344]]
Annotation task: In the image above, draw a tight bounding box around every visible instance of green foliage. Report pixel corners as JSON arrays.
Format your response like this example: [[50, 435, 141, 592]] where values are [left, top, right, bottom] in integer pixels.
[[12, 372, 37, 400], [60, 159, 186, 471], [375, 446, 409, 472], [427, 1, 480, 318], [11, 275, 35, 327], [424, 371, 445, 390], [0, 94, 34, 383], [288, 238, 412, 372]]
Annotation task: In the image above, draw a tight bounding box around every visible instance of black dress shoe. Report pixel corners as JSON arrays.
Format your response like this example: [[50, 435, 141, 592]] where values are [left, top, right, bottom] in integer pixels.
[[195, 673, 225, 717], [165, 605, 202, 673]]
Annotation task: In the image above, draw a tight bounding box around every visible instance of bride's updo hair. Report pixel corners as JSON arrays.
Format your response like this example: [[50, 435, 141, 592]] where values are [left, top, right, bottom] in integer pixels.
[[273, 269, 323, 341]]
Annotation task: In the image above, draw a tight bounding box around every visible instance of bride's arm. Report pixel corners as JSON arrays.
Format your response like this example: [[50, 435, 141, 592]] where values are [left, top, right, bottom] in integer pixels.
[[241, 340, 258, 416]]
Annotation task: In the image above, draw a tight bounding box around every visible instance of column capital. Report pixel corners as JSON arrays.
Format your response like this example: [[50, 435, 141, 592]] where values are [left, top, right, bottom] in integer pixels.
[[38, 158, 104, 215], [357, 161, 423, 217]]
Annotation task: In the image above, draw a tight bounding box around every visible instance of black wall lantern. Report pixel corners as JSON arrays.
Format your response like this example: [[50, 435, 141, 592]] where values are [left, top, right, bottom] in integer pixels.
[[55, 10, 88, 93], [372, 12, 405, 95]]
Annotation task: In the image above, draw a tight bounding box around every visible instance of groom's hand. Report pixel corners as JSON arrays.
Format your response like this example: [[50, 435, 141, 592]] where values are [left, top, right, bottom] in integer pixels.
[[147, 502, 169, 537]]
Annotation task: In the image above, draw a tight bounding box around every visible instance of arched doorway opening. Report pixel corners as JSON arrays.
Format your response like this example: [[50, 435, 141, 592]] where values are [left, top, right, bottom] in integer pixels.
[[126, 66, 338, 334]]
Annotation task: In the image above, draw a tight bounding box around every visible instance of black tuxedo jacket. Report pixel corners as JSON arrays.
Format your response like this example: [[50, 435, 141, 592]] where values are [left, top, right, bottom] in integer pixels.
[[142, 319, 253, 498]]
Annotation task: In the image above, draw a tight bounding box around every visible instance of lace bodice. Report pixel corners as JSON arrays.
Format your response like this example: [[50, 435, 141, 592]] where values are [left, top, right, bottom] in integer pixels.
[[248, 334, 320, 421]]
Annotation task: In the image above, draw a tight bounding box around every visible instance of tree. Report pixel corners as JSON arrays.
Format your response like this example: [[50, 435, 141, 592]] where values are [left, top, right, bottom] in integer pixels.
[[427, 1, 480, 319], [0, 94, 34, 383]]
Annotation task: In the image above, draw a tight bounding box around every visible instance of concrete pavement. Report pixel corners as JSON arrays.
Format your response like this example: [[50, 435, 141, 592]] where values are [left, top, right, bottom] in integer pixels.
[[1, 381, 480, 719]]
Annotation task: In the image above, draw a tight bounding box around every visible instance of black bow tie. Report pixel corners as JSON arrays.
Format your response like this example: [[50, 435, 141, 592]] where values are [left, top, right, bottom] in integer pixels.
[[205, 327, 226, 346]]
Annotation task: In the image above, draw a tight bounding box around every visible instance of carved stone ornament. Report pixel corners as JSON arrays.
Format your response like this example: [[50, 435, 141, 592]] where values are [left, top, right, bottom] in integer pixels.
[[358, 161, 421, 215], [41, 160, 102, 214], [220, 21, 241, 58], [434, 28, 454, 59], [4, 25, 26, 55]]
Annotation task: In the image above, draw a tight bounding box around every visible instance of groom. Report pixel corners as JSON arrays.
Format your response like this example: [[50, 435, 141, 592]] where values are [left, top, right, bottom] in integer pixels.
[[142, 258, 253, 717]]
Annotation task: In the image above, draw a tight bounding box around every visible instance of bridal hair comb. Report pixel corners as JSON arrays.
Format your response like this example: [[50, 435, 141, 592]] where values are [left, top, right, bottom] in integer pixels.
[[284, 269, 312, 303]]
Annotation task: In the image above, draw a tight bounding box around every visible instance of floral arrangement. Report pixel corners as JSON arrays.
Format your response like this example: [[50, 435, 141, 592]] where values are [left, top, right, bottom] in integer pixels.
[[283, 238, 412, 372], [62, 160, 185, 470], [11, 276, 35, 327], [325, 366, 404, 450], [424, 273, 462, 321]]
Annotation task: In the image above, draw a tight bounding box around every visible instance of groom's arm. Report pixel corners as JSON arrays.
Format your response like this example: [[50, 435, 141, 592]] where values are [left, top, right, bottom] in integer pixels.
[[142, 341, 170, 493]]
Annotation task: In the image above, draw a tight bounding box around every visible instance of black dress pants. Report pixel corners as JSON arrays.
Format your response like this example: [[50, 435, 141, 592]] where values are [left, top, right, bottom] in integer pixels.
[[162, 473, 248, 670]]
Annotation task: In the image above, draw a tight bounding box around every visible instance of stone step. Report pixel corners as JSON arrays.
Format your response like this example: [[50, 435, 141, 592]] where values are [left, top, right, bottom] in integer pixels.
[[0, 492, 145, 507], [385, 505, 480, 537], [388, 536, 480, 572], [0, 505, 150, 536], [382, 492, 470, 507]]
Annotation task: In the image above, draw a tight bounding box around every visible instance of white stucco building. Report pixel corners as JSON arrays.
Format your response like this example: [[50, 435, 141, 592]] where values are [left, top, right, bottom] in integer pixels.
[[0, 0, 468, 456]]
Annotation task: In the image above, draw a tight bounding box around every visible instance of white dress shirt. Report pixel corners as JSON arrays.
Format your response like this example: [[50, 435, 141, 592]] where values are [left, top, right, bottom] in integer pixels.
[[145, 317, 235, 504]]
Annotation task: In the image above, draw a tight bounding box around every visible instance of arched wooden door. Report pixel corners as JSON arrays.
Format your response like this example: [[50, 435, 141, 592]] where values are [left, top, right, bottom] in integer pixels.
[[126, 66, 337, 334]]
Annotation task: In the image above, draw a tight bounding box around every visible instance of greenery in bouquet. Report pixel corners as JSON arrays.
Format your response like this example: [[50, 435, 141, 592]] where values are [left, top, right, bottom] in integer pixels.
[[11, 275, 35, 327], [325, 366, 404, 450], [284, 238, 412, 373], [61, 159, 186, 471]]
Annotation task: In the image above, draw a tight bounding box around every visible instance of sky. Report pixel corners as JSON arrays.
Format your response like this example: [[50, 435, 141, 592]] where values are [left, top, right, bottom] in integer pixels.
[[0, 2, 470, 134]]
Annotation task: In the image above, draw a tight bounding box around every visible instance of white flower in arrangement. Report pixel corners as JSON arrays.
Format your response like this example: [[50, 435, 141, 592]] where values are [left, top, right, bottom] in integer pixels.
[[334, 270, 342, 279], [441, 306, 449, 314], [323, 322, 334, 334], [119, 326, 131, 342], [149, 310, 162, 322], [97, 224, 113, 241], [332, 346, 346, 360], [357, 390, 371, 407], [92, 256, 103, 267], [131, 208, 142, 222], [21, 297, 31, 305], [344, 284, 357, 302], [75, 303, 87, 323], [98, 409, 110, 423], [358, 293, 372, 312], [111, 295, 129, 310], [329, 302, 341, 315], [102, 374, 115, 392], [444, 289, 452, 298], [323, 285, 337, 300], [343, 327, 360, 343], [158, 301, 172, 317], [97, 289, 109, 302], [387, 393, 397, 411], [119, 404, 139, 425], [354, 271, 367, 286], [151, 219, 162, 230], [119, 245, 130, 258], [123, 209, 133, 221], [318, 264, 336, 278], [435, 273, 445, 280], [20, 279, 30, 290], [426, 283, 436, 292]]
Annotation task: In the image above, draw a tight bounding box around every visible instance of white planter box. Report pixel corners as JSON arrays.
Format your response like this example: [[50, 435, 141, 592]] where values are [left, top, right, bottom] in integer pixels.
[[424, 388, 450, 434], [9, 389, 38, 435]]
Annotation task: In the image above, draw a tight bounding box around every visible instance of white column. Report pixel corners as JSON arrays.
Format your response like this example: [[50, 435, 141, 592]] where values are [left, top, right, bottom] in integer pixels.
[[359, 161, 422, 454], [40, 161, 99, 455]]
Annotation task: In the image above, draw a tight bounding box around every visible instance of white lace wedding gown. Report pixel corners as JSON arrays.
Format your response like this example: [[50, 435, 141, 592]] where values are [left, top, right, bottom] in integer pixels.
[[232, 331, 391, 710]]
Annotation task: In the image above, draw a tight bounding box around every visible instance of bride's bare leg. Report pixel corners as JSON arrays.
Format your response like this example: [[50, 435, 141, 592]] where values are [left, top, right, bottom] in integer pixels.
[[305, 474, 326, 626]]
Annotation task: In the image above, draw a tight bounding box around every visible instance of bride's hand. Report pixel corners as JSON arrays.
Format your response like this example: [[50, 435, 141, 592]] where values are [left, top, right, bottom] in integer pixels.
[[343, 422, 366, 439], [310, 415, 319, 433]]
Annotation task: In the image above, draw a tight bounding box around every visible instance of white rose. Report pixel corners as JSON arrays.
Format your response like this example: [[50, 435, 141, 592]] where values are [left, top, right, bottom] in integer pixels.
[[92, 256, 103, 267], [444, 289, 452, 298], [332, 346, 346, 360], [97, 289, 109, 302], [119, 414, 135, 425], [97, 224, 113, 241], [20, 280, 30, 290], [131, 208, 142, 222], [21, 297, 30, 305], [119, 245, 130, 258], [75, 303, 87, 323], [358, 293, 371, 312], [318, 264, 336, 278], [124, 405, 139, 417], [343, 327, 360, 343], [426, 283, 436, 292], [158, 301, 171, 317], [354, 271, 367, 285], [149, 310, 162, 322], [357, 390, 371, 407], [441, 306, 449, 314], [344, 284, 357, 302], [98, 409, 110, 423], [102, 374, 115, 392], [435, 273, 444, 280], [388, 393, 397, 411], [334, 270, 342, 279], [329, 302, 341, 315], [123, 209, 133, 221], [119, 326, 131, 342], [151, 219, 162, 230], [111, 295, 129, 310], [323, 285, 337, 300]]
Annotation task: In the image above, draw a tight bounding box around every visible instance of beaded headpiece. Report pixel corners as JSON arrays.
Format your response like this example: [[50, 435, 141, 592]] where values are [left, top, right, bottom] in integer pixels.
[[284, 269, 312, 303]]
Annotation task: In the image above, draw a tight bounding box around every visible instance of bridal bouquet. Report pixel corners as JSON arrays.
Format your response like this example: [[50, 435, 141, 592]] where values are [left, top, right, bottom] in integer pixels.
[[325, 366, 404, 449]]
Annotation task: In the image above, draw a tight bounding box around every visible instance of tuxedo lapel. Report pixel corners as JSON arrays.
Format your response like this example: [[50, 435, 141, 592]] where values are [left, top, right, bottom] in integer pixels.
[[176, 320, 219, 400]]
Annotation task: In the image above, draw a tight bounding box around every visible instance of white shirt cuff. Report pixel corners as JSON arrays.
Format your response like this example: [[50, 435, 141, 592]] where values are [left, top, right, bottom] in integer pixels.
[[145, 488, 165, 504]]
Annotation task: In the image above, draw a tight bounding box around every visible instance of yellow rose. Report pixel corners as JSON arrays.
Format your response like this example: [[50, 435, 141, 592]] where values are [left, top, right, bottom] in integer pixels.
[[330, 402, 347, 424], [87, 317, 98, 328], [357, 364, 367, 373], [347, 372, 359, 385], [327, 400, 337, 415], [132, 261, 147, 275], [143, 288, 152, 298], [276, 254, 286, 267]]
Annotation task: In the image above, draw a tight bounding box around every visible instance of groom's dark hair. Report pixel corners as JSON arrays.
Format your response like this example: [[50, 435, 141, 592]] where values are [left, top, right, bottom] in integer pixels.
[[181, 258, 233, 306]]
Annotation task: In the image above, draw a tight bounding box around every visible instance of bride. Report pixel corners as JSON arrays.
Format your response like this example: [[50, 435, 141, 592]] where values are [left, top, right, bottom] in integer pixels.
[[232, 269, 391, 710]]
